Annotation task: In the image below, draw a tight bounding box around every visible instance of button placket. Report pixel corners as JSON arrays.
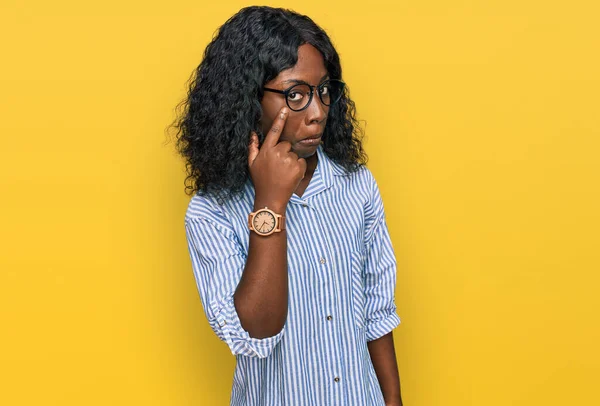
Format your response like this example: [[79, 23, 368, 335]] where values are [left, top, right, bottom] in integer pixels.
[[303, 200, 344, 391]]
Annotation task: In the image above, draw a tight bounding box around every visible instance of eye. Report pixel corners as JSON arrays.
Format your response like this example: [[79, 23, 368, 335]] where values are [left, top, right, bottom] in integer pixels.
[[287, 91, 305, 102]]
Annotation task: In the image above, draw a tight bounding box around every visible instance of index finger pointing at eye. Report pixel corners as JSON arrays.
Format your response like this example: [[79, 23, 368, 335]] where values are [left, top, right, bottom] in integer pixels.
[[263, 107, 288, 148]]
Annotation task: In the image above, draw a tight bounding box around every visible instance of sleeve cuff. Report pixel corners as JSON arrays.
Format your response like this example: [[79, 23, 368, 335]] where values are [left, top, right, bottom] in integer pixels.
[[215, 297, 285, 358], [365, 311, 401, 342]]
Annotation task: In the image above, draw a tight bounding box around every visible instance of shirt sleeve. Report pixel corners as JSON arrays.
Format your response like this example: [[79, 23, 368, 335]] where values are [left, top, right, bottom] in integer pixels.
[[362, 173, 402, 341], [184, 215, 285, 358]]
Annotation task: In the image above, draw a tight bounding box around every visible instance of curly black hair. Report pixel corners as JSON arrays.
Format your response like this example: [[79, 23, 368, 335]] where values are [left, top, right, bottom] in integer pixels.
[[172, 6, 367, 200]]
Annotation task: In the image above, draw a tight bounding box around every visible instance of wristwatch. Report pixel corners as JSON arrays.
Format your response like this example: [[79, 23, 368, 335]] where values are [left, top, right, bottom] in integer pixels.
[[248, 207, 286, 236]]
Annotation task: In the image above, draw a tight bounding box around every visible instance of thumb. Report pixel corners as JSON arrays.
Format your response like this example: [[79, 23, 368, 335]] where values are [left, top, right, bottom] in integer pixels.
[[248, 132, 259, 167]]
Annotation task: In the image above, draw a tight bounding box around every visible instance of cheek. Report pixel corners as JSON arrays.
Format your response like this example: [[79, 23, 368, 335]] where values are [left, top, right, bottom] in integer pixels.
[[260, 105, 303, 142], [259, 113, 273, 136], [259, 98, 282, 135], [279, 115, 303, 141]]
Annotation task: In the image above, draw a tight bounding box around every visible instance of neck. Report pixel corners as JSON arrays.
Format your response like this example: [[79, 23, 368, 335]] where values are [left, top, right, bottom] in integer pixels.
[[305, 152, 318, 176]]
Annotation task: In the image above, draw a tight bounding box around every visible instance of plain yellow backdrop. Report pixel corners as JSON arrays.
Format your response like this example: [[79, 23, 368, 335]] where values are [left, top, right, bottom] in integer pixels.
[[1, 0, 599, 405]]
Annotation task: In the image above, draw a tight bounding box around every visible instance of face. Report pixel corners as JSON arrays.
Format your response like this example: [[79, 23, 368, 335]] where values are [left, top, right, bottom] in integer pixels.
[[260, 44, 329, 159]]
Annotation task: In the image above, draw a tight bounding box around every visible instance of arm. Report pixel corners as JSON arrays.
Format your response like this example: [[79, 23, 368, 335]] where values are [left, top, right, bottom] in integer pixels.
[[185, 107, 306, 357], [368, 332, 403, 406], [236, 106, 306, 338], [185, 216, 286, 358], [233, 198, 288, 338], [362, 172, 403, 403]]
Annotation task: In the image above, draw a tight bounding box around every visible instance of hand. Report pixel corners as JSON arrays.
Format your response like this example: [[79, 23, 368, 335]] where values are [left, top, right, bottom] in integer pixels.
[[248, 107, 307, 210]]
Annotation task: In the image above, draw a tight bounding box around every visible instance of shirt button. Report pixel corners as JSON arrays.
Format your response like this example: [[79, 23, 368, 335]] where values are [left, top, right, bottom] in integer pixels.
[[334, 377, 340, 383], [326, 315, 333, 321], [320, 258, 326, 265], [302, 203, 308, 208]]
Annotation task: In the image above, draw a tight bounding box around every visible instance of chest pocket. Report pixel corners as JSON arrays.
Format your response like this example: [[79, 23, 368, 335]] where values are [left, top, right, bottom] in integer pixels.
[[350, 250, 367, 330]]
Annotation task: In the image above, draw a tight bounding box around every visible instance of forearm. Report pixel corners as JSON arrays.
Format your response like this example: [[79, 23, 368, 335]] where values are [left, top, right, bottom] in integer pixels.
[[233, 200, 288, 338], [367, 332, 403, 406]]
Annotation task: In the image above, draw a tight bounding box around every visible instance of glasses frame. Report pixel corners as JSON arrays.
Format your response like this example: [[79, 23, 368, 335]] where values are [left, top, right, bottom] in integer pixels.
[[263, 79, 345, 112]]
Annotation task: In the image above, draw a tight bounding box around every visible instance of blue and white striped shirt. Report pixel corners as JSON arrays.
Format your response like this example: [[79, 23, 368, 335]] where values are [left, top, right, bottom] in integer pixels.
[[184, 144, 401, 405]]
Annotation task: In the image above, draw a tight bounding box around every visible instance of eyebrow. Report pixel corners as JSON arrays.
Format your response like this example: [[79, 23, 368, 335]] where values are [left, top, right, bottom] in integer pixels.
[[281, 73, 330, 86]]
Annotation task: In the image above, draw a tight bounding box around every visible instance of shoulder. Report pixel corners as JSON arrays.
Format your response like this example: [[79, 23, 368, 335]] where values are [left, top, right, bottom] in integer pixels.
[[184, 192, 240, 233], [185, 193, 222, 222], [184, 185, 254, 233], [330, 160, 377, 193], [184, 193, 240, 245], [327, 156, 386, 214]]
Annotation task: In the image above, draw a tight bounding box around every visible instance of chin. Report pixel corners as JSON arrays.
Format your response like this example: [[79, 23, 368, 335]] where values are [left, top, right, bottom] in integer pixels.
[[294, 147, 318, 160]]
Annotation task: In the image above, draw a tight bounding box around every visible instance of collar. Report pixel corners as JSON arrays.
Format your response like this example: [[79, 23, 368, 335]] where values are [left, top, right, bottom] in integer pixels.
[[289, 144, 347, 204], [317, 143, 348, 185]]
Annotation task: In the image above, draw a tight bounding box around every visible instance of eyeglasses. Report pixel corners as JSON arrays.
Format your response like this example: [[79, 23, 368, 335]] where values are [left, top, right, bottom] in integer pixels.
[[263, 79, 345, 112]]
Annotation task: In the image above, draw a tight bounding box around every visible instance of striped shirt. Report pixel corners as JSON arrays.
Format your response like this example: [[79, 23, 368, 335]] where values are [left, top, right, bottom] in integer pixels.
[[184, 144, 401, 405]]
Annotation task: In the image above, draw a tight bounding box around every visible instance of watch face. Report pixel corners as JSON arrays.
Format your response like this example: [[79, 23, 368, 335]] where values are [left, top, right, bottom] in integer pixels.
[[253, 210, 276, 234]]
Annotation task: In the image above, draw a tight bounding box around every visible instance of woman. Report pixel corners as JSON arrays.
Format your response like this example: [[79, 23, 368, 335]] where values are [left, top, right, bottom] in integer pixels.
[[175, 6, 404, 405]]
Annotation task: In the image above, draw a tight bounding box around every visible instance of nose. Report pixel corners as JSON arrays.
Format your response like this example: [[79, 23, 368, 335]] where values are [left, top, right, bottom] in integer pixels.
[[304, 91, 327, 124]]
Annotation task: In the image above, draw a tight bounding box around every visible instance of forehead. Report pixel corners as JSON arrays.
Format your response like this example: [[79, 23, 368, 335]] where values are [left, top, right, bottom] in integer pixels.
[[273, 44, 328, 84]]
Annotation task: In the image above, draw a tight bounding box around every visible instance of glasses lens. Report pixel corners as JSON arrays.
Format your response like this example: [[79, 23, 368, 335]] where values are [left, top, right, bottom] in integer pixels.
[[318, 80, 344, 106], [286, 84, 312, 111]]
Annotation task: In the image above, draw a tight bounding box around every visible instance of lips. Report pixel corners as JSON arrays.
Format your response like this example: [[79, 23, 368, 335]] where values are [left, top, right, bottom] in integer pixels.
[[302, 134, 322, 141], [298, 135, 322, 146]]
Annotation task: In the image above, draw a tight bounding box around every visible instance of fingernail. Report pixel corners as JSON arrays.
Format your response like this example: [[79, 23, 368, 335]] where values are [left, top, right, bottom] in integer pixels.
[[280, 108, 288, 119]]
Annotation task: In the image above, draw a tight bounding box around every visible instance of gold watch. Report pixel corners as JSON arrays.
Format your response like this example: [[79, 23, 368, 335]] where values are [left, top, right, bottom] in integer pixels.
[[248, 207, 286, 236]]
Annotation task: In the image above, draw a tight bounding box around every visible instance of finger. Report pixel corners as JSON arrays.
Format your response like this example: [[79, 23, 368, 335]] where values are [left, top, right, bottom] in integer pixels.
[[263, 107, 289, 149], [248, 132, 259, 167], [276, 140, 292, 153]]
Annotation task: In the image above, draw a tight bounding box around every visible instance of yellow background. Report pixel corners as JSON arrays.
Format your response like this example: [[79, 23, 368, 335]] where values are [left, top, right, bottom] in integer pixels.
[[1, 0, 599, 405]]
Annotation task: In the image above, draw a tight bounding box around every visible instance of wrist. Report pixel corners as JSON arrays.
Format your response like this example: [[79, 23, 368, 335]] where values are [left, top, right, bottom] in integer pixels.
[[253, 198, 287, 213]]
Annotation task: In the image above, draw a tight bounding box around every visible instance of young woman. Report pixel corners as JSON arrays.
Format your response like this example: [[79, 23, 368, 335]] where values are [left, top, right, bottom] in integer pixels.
[[175, 6, 404, 405]]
